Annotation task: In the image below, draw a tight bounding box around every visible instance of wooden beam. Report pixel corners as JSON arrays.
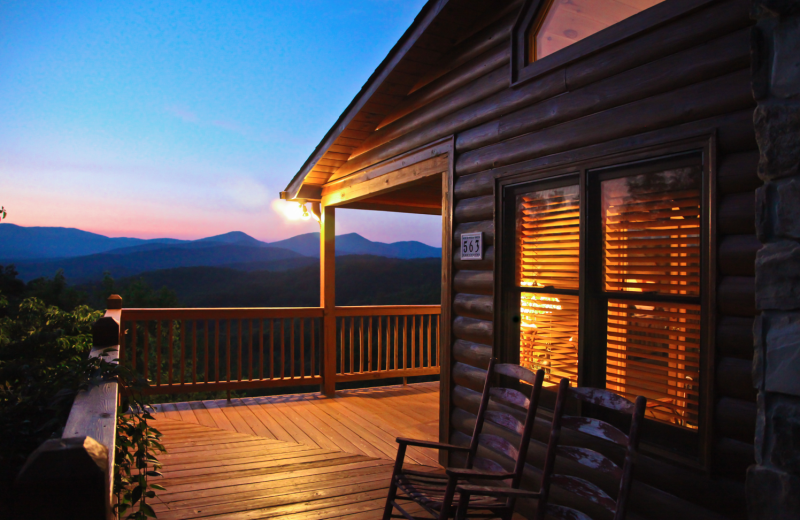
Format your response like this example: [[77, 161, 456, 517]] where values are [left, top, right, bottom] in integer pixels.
[[321, 206, 336, 397], [322, 154, 448, 207]]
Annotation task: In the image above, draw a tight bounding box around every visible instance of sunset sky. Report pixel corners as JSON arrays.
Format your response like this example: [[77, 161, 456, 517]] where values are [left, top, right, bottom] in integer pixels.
[[0, 0, 442, 245]]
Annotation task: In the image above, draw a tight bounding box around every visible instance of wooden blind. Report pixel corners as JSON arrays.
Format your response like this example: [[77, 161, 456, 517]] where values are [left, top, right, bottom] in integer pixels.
[[606, 300, 700, 429], [602, 166, 701, 296], [520, 293, 579, 387], [517, 186, 580, 290], [517, 185, 580, 387]]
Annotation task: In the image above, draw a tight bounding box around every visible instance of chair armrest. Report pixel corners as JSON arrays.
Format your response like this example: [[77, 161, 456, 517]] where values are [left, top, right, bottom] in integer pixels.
[[456, 484, 541, 499], [396, 437, 471, 451], [446, 468, 515, 480]]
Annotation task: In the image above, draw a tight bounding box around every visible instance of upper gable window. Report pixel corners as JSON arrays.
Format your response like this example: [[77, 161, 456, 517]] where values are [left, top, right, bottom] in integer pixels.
[[528, 0, 666, 62]]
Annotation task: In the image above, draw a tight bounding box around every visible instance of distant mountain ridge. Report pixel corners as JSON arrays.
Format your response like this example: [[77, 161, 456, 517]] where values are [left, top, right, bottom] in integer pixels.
[[1, 225, 441, 283]]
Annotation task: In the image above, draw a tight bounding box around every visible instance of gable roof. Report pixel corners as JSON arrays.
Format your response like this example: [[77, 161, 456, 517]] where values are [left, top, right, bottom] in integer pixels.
[[281, 0, 515, 200]]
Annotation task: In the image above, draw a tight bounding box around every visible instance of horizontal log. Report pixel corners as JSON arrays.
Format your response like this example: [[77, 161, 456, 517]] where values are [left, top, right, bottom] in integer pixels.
[[454, 245, 494, 271], [465, 27, 750, 153], [452, 385, 746, 519], [350, 66, 510, 167], [565, 0, 751, 90], [451, 390, 738, 520], [452, 316, 493, 346], [453, 269, 494, 295], [718, 276, 756, 317], [453, 293, 493, 321], [718, 234, 761, 276], [452, 362, 488, 393], [716, 316, 755, 360], [718, 150, 761, 194], [452, 339, 492, 369], [716, 397, 757, 444], [377, 43, 509, 131], [717, 356, 756, 402], [454, 220, 494, 246], [409, 7, 517, 93], [338, 69, 567, 178], [456, 68, 753, 176], [454, 195, 493, 223], [454, 110, 756, 201], [718, 192, 755, 235], [713, 437, 754, 480]]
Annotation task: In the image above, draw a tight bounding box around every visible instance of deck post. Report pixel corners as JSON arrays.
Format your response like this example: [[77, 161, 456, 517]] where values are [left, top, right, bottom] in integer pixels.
[[321, 205, 336, 397]]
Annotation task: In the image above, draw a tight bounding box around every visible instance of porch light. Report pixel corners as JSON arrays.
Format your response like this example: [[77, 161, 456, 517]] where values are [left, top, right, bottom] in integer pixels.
[[274, 199, 321, 224]]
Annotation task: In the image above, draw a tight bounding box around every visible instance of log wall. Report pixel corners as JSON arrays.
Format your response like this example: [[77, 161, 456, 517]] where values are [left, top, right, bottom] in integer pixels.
[[335, 1, 758, 518]]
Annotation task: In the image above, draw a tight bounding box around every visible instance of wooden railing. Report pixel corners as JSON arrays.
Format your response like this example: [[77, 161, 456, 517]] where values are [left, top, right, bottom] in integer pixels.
[[14, 296, 122, 520], [334, 306, 440, 382], [118, 304, 440, 395]]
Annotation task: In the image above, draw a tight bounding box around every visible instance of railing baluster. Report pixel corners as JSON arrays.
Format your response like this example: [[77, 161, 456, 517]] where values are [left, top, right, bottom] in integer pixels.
[[359, 317, 364, 373], [340, 318, 344, 375], [377, 316, 382, 371], [412, 315, 416, 369], [270, 319, 275, 380], [427, 315, 432, 368], [131, 321, 137, 372], [156, 321, 162, 386], [259, 319, 264, 380], [280, 319, 285, 379], [403, 316, 408, 370], [368, 317, 373, 373], [226, 320, 231, 383], [310, 318, 315, 377], [300, 318, 305, 378], [436, 315, 440, 367], [214, 320, 220, 383], [290, 318, 295, 379], [143, 321, 149, 380], [168, 321, 174, 385], [238, 319, 243, 382], [180, 320, 186, 384], [204, 320, 209, 384], [349, 317, 354, 374], [394, 316, 399, 371], [192, 320, 197, 384]]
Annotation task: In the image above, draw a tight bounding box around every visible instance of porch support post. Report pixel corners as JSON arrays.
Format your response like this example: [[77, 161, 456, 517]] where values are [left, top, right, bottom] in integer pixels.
[[321, 205, 336, 397]]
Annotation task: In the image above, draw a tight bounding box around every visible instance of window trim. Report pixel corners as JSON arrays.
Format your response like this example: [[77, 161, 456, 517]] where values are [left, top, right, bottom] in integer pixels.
[[510, 0, 716, 87], [494, 136, 716, 469]]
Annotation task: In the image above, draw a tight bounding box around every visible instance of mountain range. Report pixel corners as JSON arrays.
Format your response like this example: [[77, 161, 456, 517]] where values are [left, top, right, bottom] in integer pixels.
[[0, 224, 441, 283]]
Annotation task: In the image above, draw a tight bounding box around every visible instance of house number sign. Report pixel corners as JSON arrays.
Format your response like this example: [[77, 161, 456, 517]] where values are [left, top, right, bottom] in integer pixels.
[[461, 232, 483, 261]]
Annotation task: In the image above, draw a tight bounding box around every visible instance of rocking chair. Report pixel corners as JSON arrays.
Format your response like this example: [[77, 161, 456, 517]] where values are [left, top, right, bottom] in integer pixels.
[[382, 358, 545, 520], [455, 378, 647, 520]]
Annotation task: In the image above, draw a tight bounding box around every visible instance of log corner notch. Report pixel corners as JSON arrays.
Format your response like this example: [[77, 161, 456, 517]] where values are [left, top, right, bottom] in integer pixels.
[[13, 295, 122, 520]]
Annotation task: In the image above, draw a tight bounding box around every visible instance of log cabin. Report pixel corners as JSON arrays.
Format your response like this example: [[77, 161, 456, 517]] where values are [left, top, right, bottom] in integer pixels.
[[280, 0, 763, 519]]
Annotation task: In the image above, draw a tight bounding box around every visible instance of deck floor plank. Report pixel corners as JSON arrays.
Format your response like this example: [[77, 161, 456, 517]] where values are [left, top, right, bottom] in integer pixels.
[[151, 382, 440, 519]]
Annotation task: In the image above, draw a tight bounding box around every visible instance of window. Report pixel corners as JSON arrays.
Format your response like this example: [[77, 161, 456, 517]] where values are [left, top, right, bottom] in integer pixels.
[[527, 0, 666, 62], [502, 151, 710, 459]]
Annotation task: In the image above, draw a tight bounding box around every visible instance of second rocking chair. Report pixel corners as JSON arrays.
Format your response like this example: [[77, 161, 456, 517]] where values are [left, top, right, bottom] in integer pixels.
[[383, 358, 545, 520]]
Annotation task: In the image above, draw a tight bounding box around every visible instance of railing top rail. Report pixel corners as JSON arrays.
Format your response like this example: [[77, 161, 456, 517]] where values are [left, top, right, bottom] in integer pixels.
[[120, 305, 441, 320], [333, 305, 441, 316], [121, 307, 325, 320]]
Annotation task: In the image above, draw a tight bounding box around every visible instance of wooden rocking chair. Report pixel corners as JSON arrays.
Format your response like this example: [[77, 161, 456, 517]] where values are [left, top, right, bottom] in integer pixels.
[[382, 358, 545, 520], [455, 378, 647, 520]]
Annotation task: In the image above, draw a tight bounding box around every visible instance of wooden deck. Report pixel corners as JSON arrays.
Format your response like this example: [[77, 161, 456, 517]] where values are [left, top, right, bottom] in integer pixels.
[[150, 381, 441, 519]]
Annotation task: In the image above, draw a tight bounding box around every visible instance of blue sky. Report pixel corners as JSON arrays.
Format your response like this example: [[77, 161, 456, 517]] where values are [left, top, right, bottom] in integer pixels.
[[0, 0, 442, 245]]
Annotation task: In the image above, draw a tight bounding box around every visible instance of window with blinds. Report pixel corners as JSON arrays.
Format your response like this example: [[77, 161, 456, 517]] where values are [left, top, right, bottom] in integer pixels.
[[516, 185, 580, 387], [601, 166, 702, 430]]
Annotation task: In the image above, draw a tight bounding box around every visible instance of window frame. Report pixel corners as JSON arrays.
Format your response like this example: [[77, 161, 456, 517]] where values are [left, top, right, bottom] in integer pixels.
[[510, 0, 716, 87], [495, 138, 716, 468]]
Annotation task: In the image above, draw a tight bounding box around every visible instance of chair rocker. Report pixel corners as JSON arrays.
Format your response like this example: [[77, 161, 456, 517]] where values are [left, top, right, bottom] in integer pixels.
[[383, 358, 545, 520], [455, 378, 647, 520]]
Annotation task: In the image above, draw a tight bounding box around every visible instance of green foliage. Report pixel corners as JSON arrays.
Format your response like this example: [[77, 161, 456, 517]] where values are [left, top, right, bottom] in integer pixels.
[[0, 267, 166, 518], [0, 206, 6, 220]]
